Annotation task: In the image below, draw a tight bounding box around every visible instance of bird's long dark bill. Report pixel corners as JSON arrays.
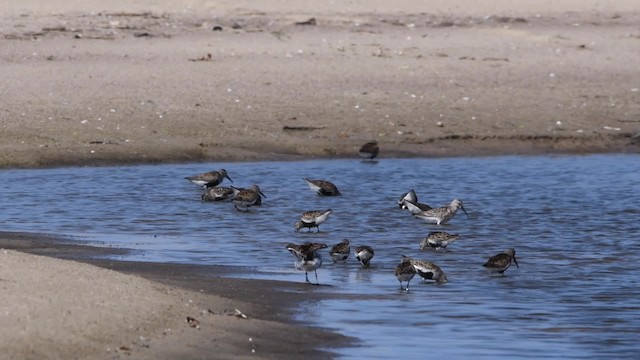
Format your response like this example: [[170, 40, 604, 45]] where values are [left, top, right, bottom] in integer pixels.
[[461, 206, 469, 217], [513, 256, 519, 268], [259, 190, 267, 198], [226, 175, 233, 183]]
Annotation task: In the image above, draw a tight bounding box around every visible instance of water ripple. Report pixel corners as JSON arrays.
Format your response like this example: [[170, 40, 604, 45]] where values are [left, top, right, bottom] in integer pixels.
[[0, 154, 639, 358]]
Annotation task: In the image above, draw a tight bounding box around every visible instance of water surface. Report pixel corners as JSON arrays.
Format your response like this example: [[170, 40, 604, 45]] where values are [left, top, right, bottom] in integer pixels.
[[1, 155, 638, 358]]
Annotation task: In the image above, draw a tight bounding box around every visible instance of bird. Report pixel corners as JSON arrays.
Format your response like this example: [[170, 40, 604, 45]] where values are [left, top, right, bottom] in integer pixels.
[[354, 246, 375, 268], [402, 199, 433, 214], [420, 231, 460, 251], [395, 256, 416, 291], [185, 169, 233, 187], [482, 248, 519, 276], [414, 199, 468, 225], [231, 185, 266, 211], [397, 189, 417, 208], [359, 140, 379, 161], [201, 186, 234, 202], [286, 242, 327, 284], [329, 239, 350, 262], [408, 258, 448, 283], [294, 209, 332, 232], [303, 178, 341, 196]]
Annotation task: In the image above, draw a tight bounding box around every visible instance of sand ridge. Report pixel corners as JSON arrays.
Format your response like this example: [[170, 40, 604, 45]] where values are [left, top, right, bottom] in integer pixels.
[[0, 1, 639, 167]]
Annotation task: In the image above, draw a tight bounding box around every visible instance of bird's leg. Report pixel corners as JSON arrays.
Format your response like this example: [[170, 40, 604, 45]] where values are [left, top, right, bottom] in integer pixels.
[[305, 271, 311, 284], [314, 270, 319, 285]]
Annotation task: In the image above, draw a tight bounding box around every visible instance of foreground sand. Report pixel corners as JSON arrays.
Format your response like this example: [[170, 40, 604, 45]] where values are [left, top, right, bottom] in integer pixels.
[[1, 1, 639, 168], [0, 233, 348, 359]]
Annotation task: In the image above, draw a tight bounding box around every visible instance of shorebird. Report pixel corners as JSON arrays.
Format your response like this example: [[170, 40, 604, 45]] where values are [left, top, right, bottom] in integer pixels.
[[303, 178, 341, 196], [420, 231, 460, 251], [354, 245, 375, 268], [402, 199, 433, 214], [482, 248, 519, 276], [185, 169, 233, 187], [359, 140, 379, 161], [395, 256, 416, 291], [201, 186, 234, 202], [397, 189, 417, 208], [231, 185, 266, 211], [286, 242, 327, 284], [414, 199, 468, 225], [294, 209, 332, 232], [408, 258, 448, 283], [329, 239, 350, 262]]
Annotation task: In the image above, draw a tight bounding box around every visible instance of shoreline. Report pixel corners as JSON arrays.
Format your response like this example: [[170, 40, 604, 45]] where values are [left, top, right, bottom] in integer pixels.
[[1, 132, 637, 169], [0, 231, 353, 359]]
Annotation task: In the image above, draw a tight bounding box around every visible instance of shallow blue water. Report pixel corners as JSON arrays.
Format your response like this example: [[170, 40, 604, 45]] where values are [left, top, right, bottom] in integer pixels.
[[1, 154, 639, 358]]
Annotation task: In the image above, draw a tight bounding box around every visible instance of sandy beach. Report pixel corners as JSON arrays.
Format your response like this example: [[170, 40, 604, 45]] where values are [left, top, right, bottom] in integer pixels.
[[1, 0, 639, 168], [1, 0, 639, 358], [0, 233, 350, 359]]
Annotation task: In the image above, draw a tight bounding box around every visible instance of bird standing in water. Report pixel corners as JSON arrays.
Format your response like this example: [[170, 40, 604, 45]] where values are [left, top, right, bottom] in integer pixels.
[[330, 239, 350, 262], [359, 140, 379, 161], [294, 209, 333, 233], [482, 248, 519, 276], [231, 185, 266, 211], [286, 242, 327, 284], [395, 256, 416, 291], [303, 178, 341, 196], [354, 245, 375, 268], [185, 169, 233, 187]]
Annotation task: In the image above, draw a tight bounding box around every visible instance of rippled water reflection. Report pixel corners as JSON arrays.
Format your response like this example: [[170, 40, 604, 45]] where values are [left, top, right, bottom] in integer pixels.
[[1, 155, 638, 358]]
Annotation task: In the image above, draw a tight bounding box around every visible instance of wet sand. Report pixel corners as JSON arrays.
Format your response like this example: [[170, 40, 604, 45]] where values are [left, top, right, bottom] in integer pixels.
[[1, 0, 639, 358], [0, 232, 351, 359]]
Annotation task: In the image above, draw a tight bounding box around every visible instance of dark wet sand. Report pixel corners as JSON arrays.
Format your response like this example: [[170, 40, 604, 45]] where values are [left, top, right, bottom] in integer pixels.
[[0, 232, 353, 359]]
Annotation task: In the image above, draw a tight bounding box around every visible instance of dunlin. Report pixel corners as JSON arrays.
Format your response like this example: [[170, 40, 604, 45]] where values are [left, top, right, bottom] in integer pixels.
[[359, 140, 379, 161], [354, 245, 375, 268], [395, 256, 416, 291], [420, 231, 460, 251], [397, 189, 417, 208], [482, 248, 519, 276], [402, 199, 433, 214], [303, 178, 341, 196], [330, 239, 350, 262], [185, 169, 233, 187], [231, 185, 266, 211], [286, 242, 328, 284], [295, 209, 332, 232], [414, 199, 468, 225], [201, 186, 234, 202], [408, 258, 448, 283]]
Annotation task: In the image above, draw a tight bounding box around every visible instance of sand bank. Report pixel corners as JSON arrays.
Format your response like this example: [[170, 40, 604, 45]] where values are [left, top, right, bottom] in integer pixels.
[[0, 233, 349, 359], [0, 1, 638, 168]]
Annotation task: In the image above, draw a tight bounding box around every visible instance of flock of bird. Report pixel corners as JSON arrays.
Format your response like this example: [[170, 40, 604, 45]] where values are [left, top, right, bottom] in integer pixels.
[[185, 140, 519, 291]]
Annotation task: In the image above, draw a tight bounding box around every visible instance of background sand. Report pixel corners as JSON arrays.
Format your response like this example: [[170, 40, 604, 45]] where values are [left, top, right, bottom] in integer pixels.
[[1, 0, 639, 167]]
